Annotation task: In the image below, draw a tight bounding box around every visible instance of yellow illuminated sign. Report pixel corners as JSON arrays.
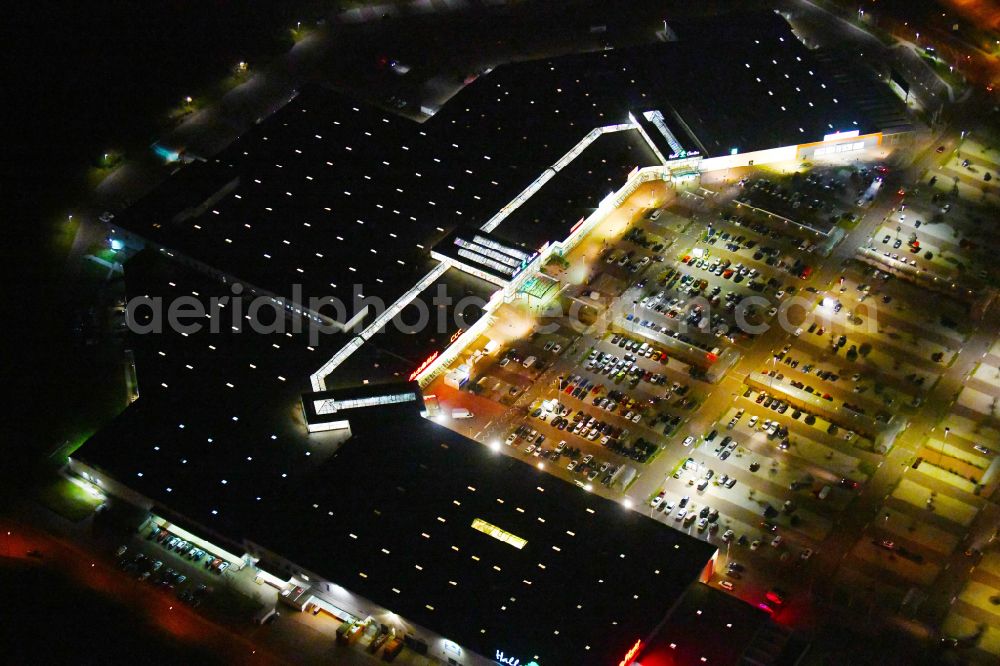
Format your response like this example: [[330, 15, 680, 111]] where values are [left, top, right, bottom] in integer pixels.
[[471, 518, 527, 549]]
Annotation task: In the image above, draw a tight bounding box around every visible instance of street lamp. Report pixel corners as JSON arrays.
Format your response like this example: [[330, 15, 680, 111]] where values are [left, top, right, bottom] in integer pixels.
[[939, 427, 949, 465]]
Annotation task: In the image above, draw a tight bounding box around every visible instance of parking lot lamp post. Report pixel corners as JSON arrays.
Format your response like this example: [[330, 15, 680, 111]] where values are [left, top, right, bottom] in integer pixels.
[[940, 427, 949, 464]]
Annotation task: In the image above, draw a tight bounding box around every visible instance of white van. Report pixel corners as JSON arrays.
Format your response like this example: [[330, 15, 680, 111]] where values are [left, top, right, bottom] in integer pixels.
[[523, 356, 537, 368], [452, 408, 474, 419], [817, 485, 831, 500]]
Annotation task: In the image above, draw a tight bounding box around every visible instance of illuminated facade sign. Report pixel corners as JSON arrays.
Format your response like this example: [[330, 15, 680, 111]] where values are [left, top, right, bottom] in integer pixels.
[[471, 518, 527, 549], [495, 651, 539, 666], [408, 351, 440, 381], [449, 328, 464, 344], [668, 149, 700, 159], [823, 129, 860, 142], [618, 639, 642, 666]]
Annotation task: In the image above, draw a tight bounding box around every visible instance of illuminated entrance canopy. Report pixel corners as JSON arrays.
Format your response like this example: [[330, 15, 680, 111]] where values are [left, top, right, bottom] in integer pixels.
[[472, 518, 527, 549]]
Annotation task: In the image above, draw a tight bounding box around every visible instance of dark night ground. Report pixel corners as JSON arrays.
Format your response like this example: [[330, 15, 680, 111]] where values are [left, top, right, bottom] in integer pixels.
[[2, 3, 320, 661], [0, 562, 222, 665]]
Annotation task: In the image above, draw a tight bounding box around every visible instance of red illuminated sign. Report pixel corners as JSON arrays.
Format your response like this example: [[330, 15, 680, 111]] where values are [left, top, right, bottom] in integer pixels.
[[618, 639, 642, 666], [408, 351, 440, 381]]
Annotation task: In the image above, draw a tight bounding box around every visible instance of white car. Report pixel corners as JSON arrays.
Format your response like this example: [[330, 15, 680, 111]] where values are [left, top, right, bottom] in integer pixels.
[[650, 492, 666, 508], [566, 460, 578, 471], [505, 433, 518, 445], [800, 548, 813, 560], [582, 454, 593, 465], [682, 436, 695, 447], [771, 535, 783, 548], [748, 416, 759, 428]]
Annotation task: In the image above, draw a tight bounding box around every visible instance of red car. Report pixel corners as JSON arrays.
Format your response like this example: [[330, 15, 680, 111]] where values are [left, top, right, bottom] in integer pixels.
[[765, 589, 786, 606]]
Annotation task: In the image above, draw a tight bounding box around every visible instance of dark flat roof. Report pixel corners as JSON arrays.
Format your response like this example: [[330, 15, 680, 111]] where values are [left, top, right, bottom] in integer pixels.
[[637, 582, 773, 666], [327, 266, 495, 387], [110, 12, 900, 315], [492, 128, 660, 250], [78, 254, 494, 529], [76, 252, 347, 537], [255, 401, 718, 666], [76, 254, 716, 665]]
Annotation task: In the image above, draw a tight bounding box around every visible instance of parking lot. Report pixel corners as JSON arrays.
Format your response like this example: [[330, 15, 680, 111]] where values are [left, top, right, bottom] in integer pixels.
[[114, 519, 241, 608], [422, 136, 1000, 635], [424, 175, 860, 616]]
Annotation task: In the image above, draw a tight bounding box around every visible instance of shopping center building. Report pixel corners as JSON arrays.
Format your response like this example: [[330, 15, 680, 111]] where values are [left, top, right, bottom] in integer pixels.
[[75, 11, 910, 665]]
